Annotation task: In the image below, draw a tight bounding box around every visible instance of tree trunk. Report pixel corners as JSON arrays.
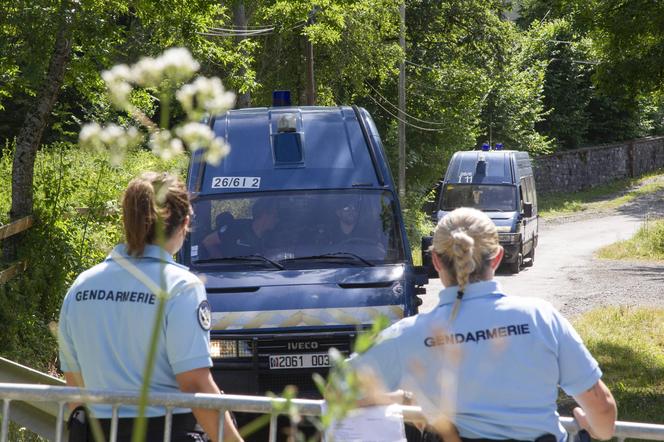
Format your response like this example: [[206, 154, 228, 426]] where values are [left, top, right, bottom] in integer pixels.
[[4, 24, 72, 261]]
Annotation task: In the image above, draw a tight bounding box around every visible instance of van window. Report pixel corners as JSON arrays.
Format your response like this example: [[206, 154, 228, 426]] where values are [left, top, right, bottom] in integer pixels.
[[442, 184, 517, 212], [190, 190, 404, 268]]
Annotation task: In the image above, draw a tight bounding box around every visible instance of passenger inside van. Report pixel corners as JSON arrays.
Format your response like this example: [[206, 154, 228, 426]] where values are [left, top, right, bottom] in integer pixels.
[[199, 199, 279, 259]]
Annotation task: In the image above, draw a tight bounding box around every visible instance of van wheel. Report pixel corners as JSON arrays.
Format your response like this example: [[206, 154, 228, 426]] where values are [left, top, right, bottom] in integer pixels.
[[509, 253, 522, 274], [524, 247, 535, 267]]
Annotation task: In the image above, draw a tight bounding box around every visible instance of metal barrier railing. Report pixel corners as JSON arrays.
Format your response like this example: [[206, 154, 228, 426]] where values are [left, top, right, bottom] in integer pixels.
[[1, 382, 664, 442]]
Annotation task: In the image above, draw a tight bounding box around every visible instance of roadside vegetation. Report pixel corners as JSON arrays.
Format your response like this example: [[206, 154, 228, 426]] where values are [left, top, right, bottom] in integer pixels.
[[572, 307, 664, 424], [0, 143, 185, 373], [597, 218, 664, 261], [538, 170, 664, 218]]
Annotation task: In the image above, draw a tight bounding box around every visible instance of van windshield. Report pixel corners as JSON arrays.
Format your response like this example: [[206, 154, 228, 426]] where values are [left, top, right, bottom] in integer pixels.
[[189, 190, 405, 269], [442, 184, 517, 212]]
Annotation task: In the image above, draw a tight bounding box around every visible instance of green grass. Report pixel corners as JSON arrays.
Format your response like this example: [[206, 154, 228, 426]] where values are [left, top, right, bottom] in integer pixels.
[[597, 219, 664, 261], [539, 170, 664, 218], [572, 307, 664, 424]]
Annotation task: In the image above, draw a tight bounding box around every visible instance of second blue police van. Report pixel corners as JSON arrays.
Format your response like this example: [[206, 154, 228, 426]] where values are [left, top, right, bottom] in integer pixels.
[[423, 147, 538, 274], [180, 101, 426, 398]]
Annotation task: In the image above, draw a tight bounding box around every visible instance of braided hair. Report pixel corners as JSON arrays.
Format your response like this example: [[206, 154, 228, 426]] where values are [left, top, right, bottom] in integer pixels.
[[431, 208, 501, 321]]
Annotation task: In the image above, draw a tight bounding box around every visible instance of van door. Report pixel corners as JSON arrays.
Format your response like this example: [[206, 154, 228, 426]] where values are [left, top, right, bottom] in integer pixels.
[[520, 176, 537, 259]]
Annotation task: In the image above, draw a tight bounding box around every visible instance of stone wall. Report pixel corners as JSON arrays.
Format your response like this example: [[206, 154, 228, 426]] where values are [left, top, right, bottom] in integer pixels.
[[533, 136, 664, 194]]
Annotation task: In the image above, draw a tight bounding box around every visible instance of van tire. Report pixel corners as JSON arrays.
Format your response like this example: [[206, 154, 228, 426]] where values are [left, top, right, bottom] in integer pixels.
[[509, 253, 522, 274], [524, 247, 535, 267]]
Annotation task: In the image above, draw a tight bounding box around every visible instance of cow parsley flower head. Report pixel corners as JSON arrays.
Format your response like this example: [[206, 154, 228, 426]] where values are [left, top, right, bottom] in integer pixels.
[[132, 47, 200, 88], [149, 130, 185, 161], [176, 76, 235, 119], [101, 64, 133, 108], [175, 122, 229, 164], [79, 123, 143, 166]]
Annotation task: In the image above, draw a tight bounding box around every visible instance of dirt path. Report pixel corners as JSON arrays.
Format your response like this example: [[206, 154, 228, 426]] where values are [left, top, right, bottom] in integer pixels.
[[422, 178, 664, 317]]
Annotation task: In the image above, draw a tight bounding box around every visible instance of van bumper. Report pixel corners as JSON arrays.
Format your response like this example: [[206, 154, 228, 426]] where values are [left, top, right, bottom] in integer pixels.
[[499, 233, 522, 263], [209, 330, 356, 397]]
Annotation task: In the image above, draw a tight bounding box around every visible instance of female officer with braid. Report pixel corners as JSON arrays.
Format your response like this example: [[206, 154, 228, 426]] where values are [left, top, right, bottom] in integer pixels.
[[350, 207, 616, 442], [59, 172, 243, 442]]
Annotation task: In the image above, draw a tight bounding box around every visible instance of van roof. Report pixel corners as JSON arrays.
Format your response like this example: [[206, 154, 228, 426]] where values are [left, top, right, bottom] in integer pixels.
[[444, 150, 532, 185], [189, 106, 390, 195]]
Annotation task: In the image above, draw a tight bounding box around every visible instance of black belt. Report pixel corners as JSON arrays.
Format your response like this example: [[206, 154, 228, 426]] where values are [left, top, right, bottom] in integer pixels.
[[69, 411, 206, 442]]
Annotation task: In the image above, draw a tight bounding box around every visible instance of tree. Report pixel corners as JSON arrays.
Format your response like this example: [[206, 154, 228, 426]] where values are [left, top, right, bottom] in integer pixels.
[[0, 0, 245, 259]]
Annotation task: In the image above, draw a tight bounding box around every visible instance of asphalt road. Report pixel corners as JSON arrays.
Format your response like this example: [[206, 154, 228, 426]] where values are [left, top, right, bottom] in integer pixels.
[[420, 211, 654, 315]]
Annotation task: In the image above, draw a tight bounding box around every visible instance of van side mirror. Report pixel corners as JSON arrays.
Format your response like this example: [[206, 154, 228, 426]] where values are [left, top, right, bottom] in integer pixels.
[[523, 202, 533, 218], [421, 236, 437, 278]]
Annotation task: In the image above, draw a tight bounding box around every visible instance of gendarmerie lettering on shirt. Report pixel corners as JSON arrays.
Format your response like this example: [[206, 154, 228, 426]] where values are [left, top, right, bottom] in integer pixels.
[[424, 323, 530, 347], [74, 289, 156, 304]]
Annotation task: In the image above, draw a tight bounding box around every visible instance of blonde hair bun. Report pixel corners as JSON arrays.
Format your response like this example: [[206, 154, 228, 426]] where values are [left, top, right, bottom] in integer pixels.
[[432, 207, 500, 292]]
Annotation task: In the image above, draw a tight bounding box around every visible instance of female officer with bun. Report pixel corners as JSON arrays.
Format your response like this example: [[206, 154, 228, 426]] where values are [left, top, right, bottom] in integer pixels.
[[350, 207, 616, 442], [58, 172, 243, 442]]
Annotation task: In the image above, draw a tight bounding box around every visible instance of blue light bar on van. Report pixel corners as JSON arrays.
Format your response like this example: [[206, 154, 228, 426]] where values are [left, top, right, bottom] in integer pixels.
[[481, 143, 490, 151], [273, 90, 291, 107], [495, 143, 504, 150]]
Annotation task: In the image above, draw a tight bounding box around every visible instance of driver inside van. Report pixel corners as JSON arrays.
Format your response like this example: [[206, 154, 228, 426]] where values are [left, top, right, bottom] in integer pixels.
[[200, 199, 279, 259]]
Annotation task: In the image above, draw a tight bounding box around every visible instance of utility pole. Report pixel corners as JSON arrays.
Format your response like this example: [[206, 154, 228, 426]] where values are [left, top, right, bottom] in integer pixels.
[[233, 1, 251, 108], [398, 2, 406, 199], [305, 7, 317, 105]]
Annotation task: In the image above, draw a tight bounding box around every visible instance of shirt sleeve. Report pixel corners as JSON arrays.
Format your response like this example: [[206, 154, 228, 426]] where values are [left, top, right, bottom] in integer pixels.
[[554, 310, 602, 396], [165, 278, 212, 374], [58, 291, 80, 373], [348, 329, 403, 392]]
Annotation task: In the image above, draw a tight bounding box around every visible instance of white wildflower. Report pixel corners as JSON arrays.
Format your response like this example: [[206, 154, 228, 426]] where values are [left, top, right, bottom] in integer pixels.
[[101, 64, 133, 108], [204, 138, 230, 166], [176, 76, 235, 119], [132, 56, 165, 88], [149, 130, 184, 161], [79, 123, 104, 152], [159, 47, 200, 83], [79, 123, 143, 166], [175, 122, 214, 151], [132, 47, 200, 88]]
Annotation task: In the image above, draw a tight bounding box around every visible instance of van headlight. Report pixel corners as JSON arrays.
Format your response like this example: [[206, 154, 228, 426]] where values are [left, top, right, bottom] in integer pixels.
[[498, 233, 521, 244], [210, 340, 253, 358]]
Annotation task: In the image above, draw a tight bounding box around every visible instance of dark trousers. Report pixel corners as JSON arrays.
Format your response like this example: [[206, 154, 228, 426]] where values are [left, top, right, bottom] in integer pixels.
[[70, 412, 207, 442]]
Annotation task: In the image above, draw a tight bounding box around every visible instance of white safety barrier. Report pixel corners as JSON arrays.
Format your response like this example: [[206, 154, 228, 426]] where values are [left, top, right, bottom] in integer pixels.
[[1, 383, 664, 442]]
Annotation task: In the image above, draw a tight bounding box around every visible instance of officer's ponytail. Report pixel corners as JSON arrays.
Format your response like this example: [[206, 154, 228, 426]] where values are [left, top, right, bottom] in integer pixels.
[[431, 208, 500, 321], [122, 172, 190, 257]]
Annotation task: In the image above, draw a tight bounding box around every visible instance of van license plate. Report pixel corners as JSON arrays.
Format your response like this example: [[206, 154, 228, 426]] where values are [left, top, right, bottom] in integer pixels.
[[269, 353, 330, 369]]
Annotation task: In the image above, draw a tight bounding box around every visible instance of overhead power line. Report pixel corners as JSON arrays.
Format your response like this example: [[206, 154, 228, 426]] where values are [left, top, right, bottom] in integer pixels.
[[366, 94, 447, 133], [366, 83, 447, 126]]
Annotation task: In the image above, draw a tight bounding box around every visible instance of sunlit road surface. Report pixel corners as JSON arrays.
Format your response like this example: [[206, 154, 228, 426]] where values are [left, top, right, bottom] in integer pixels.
[[420, 214, 644, 314]]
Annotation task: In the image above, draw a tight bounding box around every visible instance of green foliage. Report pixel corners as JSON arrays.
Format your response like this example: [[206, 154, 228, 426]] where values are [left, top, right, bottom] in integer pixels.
[[573, 307, 664, 423], [538, 170, 664, 218], [0, 144, 185, 369], [597, 219, 664, 261], [516, 0, 664, 148]]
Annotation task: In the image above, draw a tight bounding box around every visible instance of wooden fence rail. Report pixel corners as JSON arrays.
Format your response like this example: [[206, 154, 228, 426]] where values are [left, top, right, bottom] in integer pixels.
[[0, 215, 34, 285]]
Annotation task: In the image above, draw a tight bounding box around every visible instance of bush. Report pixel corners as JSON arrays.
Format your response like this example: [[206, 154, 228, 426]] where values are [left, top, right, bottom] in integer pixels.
[[0, 142, 186, 371]]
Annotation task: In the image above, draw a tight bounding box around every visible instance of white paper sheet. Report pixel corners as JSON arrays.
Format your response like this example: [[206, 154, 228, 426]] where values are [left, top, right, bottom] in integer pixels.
[[325, 404, 407, 442]]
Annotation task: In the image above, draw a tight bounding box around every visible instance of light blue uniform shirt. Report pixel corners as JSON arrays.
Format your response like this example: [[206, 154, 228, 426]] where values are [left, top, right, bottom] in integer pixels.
[[350, 280, 602, 442], [59, 244, 212, 418]]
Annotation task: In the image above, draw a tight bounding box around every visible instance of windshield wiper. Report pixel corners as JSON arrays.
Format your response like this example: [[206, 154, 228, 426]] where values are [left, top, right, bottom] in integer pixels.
[[194, 255, 284, 270], [280, 253, 374, 267]]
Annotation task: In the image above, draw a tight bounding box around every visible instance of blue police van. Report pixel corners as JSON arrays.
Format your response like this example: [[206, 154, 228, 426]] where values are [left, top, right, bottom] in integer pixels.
[[423, 146, 538, 274], [180, 98, 426, 398]]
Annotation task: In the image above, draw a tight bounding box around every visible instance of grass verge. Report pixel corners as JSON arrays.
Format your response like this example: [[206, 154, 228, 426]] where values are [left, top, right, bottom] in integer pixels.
[[539, 170, 664, 218], [572, 306, 664, 424], [597, 219, 664, 261]]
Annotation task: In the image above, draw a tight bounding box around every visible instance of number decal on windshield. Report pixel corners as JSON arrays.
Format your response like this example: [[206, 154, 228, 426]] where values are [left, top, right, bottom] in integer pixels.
[[211, 177, 261, 189]]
